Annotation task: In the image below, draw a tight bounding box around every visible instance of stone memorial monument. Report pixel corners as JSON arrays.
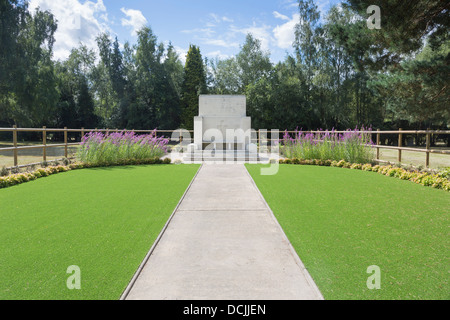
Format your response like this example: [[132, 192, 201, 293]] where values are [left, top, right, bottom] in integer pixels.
[[185, 95, 258, 162]]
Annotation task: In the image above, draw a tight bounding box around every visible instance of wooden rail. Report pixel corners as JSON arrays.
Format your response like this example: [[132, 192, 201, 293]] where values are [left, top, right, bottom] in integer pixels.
[[258, 129, 450, 168], [0, 127, 193, 168], [1, 127, 449, 169]]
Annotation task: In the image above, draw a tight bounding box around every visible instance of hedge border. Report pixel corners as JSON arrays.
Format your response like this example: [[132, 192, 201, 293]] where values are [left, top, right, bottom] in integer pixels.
[[278, 158, 450, 192]]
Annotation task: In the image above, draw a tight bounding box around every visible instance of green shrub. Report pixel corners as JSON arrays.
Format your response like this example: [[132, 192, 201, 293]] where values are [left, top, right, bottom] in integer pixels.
[[37, 168, 48, 177], [17, 174, 29, 182], [437, 168, 450, 179], [1, 166, 8, 177], [56, 166, 69, 172], [371, 165, 380, 172], [48, 166, 58, 174], [387, 168, 403, 177], [380, 165, 393, 175], [336, 160, 346, 167], [350, 163, 362, 170], [400, 171, 413, 180], [33, 171, 42, 179]]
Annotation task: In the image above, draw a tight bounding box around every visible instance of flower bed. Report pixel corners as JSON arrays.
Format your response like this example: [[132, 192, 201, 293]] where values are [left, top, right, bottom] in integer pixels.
[[77, 130, 169, 166], [1, 129, 172, 190], [282, 128, 374, 164], [279, 158, 450, 192]]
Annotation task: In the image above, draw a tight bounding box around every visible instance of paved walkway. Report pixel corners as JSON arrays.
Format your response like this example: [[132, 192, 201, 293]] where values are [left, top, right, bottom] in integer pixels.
[[123, 164, 323, 300]]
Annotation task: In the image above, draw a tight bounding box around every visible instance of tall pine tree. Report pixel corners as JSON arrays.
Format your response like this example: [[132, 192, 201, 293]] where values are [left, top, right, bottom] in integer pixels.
[[180, 45, 207, 130]]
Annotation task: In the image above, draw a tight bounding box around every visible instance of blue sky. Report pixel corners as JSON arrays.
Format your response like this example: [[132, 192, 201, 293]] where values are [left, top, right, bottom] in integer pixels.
[[28, 0, 342, 63]]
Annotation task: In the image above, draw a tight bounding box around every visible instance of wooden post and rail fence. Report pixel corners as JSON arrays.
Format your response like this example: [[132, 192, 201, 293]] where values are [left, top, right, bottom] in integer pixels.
[[0, 127, 449, 169], [1, 127, 190, 169], [259, 128, 450, 168]]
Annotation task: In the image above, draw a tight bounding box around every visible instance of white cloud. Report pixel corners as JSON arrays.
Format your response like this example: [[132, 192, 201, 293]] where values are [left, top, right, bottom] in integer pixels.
[[206, 50, 230, 60], [121, 7, 148, 36], [174, 46, 188, 65], [230, 23, 274, 52], [222, 16, 234, 23], [203, 38, 239, 48], [273, 11, 290, 21], [273, 13, 299, 49], [183, 14, 239, 50], [28, 0, 110, 61], [208, 13, 234, 24], [316, 0, 332, 15], [282, 0, 299, 9], [181, 28, 216, 38], [209, 13, 221, 23]]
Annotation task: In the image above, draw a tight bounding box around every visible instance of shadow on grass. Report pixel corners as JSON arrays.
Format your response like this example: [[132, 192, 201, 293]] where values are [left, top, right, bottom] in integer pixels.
[[86, 164, 170, 171]]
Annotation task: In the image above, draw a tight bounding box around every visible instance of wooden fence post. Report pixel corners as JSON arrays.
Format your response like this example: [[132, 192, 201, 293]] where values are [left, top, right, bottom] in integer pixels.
[[64, 127, 68, 158], [43, 126, 47, 162], [258, 129, 261, 152], [13, 125, 18, 167], [398, 128, 402, 163], [376, 129, 380, 160], [81, 127, 85, 141], [426, 128, 431, 168]]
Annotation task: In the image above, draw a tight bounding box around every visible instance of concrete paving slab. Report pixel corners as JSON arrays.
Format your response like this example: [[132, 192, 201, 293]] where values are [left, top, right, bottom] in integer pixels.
[[123, 164, 323, 300]]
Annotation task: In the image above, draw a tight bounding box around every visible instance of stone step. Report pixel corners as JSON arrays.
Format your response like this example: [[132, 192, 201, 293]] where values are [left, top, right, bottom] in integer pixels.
[[184, 157, 261, 161], [183, 152, 264, 162], [187, 151, 258, 155]]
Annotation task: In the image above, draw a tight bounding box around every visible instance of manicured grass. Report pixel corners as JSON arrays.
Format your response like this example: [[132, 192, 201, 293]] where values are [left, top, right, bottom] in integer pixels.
[[246, 164, 449, 300], [0, 164, 200, 300]]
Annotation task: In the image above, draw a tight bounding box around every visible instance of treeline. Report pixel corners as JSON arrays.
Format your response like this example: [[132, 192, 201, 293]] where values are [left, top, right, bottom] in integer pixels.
[[1, 0, 448, 136], [209, 0, 449, 132]]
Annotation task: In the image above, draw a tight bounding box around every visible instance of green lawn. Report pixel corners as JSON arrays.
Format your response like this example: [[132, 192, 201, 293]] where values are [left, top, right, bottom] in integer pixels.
[[246, 164, 449, 300], [0, 164, 200, 300]]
